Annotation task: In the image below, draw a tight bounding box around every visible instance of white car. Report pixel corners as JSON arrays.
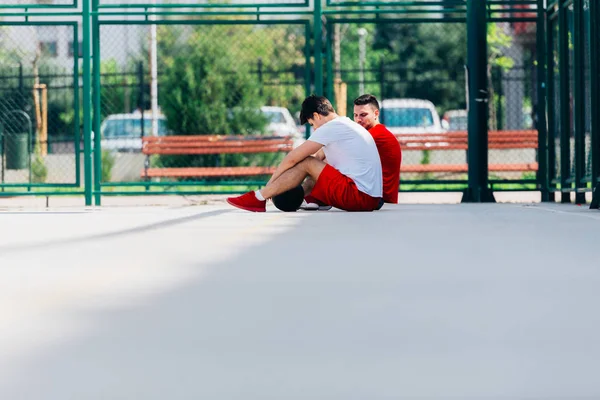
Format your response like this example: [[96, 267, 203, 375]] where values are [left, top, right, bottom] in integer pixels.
[[380, 99, 445, 134], [100, 112, 168, 152], [442, 109, 468, 131], [260, 106, 301, 137]]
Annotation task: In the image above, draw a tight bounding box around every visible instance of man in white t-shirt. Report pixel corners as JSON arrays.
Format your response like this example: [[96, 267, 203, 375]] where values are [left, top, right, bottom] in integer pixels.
[[226, 95, 383, 212]]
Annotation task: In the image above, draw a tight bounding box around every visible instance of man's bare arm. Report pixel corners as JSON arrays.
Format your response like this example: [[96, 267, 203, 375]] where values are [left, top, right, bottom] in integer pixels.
[[267, 140, 324, 185]]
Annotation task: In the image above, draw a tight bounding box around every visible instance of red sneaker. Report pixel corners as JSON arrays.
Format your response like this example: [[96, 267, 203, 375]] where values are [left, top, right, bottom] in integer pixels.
[[227, 191, 266, 212]]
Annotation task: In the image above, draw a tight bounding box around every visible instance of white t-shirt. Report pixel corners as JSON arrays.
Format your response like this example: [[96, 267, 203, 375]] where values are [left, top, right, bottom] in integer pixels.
[[308, 116, 383, 198]]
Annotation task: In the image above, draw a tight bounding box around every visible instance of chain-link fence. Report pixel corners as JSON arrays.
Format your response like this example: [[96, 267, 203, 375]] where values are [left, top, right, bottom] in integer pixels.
[[327, 21, 467, 190], [1, 0, 598, 204], [97, 23, 308, 193], [583, 0, 592, 184], [546, 0, 598, 202], [0, 23, 80, 191], [487, 20, 538, 186], [549, 15, 561, 187]]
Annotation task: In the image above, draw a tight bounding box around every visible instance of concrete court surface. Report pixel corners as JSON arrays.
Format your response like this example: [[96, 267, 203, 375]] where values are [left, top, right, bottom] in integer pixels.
[[0, 196, 599, 399]]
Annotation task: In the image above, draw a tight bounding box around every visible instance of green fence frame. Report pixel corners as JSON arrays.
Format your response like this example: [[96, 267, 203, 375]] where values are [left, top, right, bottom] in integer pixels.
[[91, 17, 312, 205], [1, 0, 598, 206], [0, 20, 82, 197], [545, 0, 599, 204]]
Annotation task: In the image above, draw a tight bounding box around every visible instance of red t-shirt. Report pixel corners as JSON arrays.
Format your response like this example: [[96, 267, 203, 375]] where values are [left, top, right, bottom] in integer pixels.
[[368, 124, 402, 204]]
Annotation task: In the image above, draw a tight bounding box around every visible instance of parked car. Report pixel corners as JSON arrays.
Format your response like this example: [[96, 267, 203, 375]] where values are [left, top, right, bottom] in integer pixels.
[[380, 98, 445, 134], [260, 106, 301, 137], [100, 111, 168, 152], [442, 109, 468, 131]]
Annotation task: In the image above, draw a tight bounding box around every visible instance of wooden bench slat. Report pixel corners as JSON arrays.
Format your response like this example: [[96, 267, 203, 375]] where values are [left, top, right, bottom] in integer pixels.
[[143, 139, 292, 146], [140, 131, 538, 180], [143, 166, 276, 178], [396, 143, 537, 151], [143, 143, 293, 151], [401, 163, 538, 173], [142, 135, 291, 143], [143, 145, 292, 155]]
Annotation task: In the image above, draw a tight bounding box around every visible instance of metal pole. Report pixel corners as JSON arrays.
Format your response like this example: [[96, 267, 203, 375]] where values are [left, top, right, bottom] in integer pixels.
[[573, 0, 586, 204], [462, 0, 495, 203], [82, 0, 93, 206], [304, 22, 312, 139], [313, 0, 323, 95], [379, 57, 385, 124], [138, 61, 145, 138], [18, 62, 24, 110], [92, 0, 102, 206], [537, 0, 549, 202], [150, 0, 159, 138], [358, 27, 367, 95], [590, 0, 600, 202], [73, 24, 81, 187], [258, 58, 264, 97], [326, 23, 334, 103], [547, 14, 557, 201], [558, 2, 571, 203]]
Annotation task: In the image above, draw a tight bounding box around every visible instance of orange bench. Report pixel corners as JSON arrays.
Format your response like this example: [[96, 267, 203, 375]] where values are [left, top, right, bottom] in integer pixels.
[[396, 130, 539, 174], [141, 135, 294, 179]]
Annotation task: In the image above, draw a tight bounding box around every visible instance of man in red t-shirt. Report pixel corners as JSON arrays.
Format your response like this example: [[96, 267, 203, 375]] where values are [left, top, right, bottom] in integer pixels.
[[353, 94, 402, 204]]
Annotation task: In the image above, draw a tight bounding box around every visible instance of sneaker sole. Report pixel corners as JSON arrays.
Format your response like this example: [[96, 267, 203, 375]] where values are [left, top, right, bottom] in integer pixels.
[[300, 205, 332, 211], [226, 199, 266, 212]]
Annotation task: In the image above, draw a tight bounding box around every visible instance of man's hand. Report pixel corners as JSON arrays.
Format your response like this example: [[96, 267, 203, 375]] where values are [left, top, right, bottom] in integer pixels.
[[314, 148, 326, 162]]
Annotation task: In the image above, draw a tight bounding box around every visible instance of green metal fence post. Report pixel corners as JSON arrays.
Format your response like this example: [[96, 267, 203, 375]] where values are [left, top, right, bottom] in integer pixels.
[[82, 0, 93, 206], [258, 58, 264, 97], [573, 0, 586, 204], [73, 24, 81, 188], [537, 0, 549, 202], [462, 0, 495, 203], [304, 21, 312, 139], [379, 57, 385, 124], [92, 0, 102, 206], [590, 0, 600, 208], [325, 22, 334, 104], [547, 13, 557, 201], [313, 0, 323, 95], [559, 2, 571, 203]]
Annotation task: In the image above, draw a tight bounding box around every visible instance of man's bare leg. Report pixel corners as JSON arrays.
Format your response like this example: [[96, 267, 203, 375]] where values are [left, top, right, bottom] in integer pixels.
[[301, 177, 316, 196], [260, 157, 326, 199]]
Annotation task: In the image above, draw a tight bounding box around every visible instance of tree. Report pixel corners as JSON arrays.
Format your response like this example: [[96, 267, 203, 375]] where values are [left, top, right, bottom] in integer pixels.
[[487, 23, 514, 130], [158, 26, 266, 136], [368, 22, 468, 115], [156, 25, 269, 169]]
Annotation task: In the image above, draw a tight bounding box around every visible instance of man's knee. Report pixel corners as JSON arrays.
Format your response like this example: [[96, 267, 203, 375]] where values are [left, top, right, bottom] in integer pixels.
[[298, 156, 326, 179]]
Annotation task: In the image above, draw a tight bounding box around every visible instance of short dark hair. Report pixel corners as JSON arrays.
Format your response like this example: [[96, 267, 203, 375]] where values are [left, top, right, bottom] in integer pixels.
[[300, 95, 335, 125], [353, 94, 380, 111]]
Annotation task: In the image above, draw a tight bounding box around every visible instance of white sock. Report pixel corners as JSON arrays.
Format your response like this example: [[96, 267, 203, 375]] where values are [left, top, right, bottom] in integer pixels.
[[254, 190, 265, 201]]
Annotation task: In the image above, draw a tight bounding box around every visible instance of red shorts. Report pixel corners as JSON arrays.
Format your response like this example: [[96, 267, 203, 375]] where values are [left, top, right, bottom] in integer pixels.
[[311, 164, 381, 212]]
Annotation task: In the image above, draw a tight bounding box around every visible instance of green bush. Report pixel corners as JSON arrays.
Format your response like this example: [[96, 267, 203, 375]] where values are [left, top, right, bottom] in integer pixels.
[[31, 143, 48, 183], [101, 150, 116, 182]]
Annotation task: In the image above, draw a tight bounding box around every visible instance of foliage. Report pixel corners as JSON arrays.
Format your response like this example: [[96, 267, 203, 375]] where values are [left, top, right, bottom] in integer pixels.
[[158, 25, 267, 136], [101, 150, 116, 182], [156, 25, 278, 169], [369, 23, 468, 114], [31, 142, 48, 183], [487, 23, 515, 70]]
